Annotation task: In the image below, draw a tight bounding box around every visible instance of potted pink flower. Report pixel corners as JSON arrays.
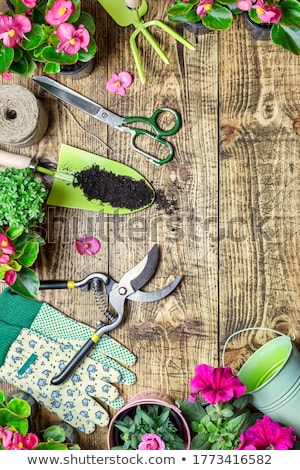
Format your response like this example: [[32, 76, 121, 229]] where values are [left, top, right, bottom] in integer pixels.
[[0, 0, 97, 80], [107, 390, 191, 450], [178, 363, 299, 450]]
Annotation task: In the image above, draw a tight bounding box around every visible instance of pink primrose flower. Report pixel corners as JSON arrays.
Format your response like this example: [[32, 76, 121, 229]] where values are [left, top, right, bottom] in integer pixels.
[[56, 23, 90, 54], [0, 234, 15, 255], [196, 0, 214, 19], [75, 234, 101, 256], [45, 0, 75, 26], [0, 14, 32, 47], [253, 0, 282, 23], [236, 415, 296, 450], [4, 269, 17, 286], [189, 364, 247, 404], [138, 434, 165, 450], [106, 72, 133, 97], [236, 0, 253, 11], [1, 71, 12, 80], [0, 427, 13, 448], [21, 0, 37, 8], [6, 432, 39, 450]]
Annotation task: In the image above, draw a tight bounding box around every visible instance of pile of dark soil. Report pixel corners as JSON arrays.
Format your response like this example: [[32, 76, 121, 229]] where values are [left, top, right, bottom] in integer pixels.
[[73, 165, 154, 210]]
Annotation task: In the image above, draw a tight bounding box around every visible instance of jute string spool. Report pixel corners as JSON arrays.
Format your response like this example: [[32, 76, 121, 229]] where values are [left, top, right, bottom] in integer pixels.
[[0, 85, 48, 147]]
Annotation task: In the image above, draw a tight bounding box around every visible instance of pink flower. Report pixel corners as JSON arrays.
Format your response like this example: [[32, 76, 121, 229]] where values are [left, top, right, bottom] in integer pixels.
[[106, 72, 133, 97], [1, 71, 12, 81], [56, 23, 90, 54], [0, 234, 15, 255], [4, 269, 17, 286], [189, 364, 247, 404], [196, 0, 214, 19], [138, 433, 165, 450], [236, 0, 253, 10], [0, 14, 32, 47], [75, 234, 101, 256], [5, 432, 39, 450], [0, 427, 13, 448], [21, 0, 37, 8], [253, 0, 282, 23], [236, 415, 296, 450], [45, 0, 75, 26]]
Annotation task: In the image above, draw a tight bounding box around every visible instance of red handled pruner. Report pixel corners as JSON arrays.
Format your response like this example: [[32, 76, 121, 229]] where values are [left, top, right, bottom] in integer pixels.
[[39, 244, 181, 384]]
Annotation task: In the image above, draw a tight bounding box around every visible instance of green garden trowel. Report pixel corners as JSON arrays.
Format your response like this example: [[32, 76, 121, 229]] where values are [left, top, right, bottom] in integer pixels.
[[0, 144, 155, 214], [97, 0, 195, 83]]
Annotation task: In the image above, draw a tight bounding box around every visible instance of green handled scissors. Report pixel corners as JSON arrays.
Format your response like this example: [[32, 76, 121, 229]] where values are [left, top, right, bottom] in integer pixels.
[[33, 76, 181, 165]]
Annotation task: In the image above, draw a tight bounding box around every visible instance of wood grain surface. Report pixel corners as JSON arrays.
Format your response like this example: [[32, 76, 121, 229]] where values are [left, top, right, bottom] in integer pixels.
[[0, 0, 300, 450]]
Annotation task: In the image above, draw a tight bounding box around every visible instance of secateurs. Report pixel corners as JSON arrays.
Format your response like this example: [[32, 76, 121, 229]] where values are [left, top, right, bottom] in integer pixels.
[[39, 244, 181, 384]]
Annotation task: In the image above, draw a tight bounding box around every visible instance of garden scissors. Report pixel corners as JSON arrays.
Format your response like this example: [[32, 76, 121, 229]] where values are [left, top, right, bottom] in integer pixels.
[[39, 244, 182, 384], [33, 76, 182, 165]]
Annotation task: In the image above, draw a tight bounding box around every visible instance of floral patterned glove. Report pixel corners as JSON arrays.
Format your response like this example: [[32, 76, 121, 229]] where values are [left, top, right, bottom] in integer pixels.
[[0, 288, 137, 409], [0, 322, 121, 433]]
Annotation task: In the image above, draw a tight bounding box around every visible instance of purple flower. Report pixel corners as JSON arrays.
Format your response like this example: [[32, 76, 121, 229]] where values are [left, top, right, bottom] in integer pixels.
[[236, 415, 296, 450], [138, 433, 165, 450], [189, 364, 247, 404], [75, 234, 101, 256]]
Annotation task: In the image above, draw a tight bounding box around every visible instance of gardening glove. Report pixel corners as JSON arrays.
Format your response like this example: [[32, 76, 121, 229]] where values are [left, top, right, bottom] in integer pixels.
[[0, 288, 136, 409], [0, 321, 121, 433]]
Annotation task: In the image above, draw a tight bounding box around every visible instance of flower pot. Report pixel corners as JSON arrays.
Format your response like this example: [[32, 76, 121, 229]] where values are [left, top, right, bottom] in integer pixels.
[[243, 13, 271, 41], [58, 58, 96, 79], [107, 390, 191, 449], [224, 328, 300, 437], [180, 21, 213, 36]]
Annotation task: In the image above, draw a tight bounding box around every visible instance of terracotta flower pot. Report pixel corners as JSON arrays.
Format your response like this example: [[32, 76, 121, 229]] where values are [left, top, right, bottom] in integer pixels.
[[107, 390, 191, 450]]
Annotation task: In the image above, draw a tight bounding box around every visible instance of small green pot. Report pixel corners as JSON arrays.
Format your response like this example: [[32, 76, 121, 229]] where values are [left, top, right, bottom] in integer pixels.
[[238, 334, 300, 436]]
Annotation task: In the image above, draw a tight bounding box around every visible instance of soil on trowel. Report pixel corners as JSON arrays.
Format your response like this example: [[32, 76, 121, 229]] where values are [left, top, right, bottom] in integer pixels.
[[73, 165, 154, 210]]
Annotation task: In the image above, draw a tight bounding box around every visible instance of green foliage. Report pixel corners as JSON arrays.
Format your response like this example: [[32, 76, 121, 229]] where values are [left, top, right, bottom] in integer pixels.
[[0, 391, 80, 450], [112, 404, 186, 450], [0, 0, 97, 78], [0, 227, 45, 299], [0, 168, 48, 229], [166, 0, 233, 30], [178, 397, 262, 450]]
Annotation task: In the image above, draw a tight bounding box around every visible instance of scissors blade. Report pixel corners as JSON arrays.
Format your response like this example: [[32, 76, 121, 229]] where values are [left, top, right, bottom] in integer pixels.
[[32, 76, 124, 126], [128, 275, 182, 302]]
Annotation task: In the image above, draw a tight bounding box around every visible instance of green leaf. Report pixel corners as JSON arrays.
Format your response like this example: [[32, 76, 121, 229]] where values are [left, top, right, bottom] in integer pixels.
[[18, 240, 39, 267], [0, 391, 7, 404], [41, 46, 79, 64], [9, 267, 39, 299], [177, 399, 207, 427], [226, 413, 248, 433], [280, 0, 300, 27], [167, 3, 194, 16], [0, 44, 14, 74], [74, 12, 96, 34], [43, 62, 61, 74], [7, 397, 31, 418], [271, 24, 300, 54], [191, 432, 212, 450], [0, 409, 28, 435], [6, 227, 24, 240], [202, 4, 233, 30], [34, 442, 68, 450], [43, 425, 66, 443], [21, 24, 46, 50]]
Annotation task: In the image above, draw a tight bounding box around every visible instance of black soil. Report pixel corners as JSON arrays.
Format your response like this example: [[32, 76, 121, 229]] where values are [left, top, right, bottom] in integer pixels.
[[73, 165, 154, 210]]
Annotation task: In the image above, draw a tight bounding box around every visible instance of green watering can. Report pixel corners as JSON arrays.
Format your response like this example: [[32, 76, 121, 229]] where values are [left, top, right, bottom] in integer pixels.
[[97, 0, 196, 84]]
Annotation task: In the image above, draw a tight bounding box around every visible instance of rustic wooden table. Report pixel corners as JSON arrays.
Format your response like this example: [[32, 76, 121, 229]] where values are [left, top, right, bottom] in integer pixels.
[[1, 0, 300, 450]]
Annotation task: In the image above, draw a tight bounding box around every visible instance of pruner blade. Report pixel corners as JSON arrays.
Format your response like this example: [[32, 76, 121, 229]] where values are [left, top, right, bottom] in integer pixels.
[[129, 275, 182, 303]]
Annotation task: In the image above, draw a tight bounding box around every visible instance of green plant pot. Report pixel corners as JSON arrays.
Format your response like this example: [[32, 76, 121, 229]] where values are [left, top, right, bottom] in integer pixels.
[[238, 335, 300, 436]]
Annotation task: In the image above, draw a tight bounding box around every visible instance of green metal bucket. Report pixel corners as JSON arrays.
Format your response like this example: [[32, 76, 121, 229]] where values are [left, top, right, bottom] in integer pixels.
[[224, 329, 300, 436]]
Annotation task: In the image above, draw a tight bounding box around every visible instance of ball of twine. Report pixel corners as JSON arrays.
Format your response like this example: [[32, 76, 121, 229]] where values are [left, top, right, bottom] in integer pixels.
[[0, 85, 48, 147]]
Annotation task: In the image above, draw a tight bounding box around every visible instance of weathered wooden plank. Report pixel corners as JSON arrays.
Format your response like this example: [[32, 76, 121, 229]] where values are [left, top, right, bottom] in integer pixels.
[[219, 15, 300, 373]]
